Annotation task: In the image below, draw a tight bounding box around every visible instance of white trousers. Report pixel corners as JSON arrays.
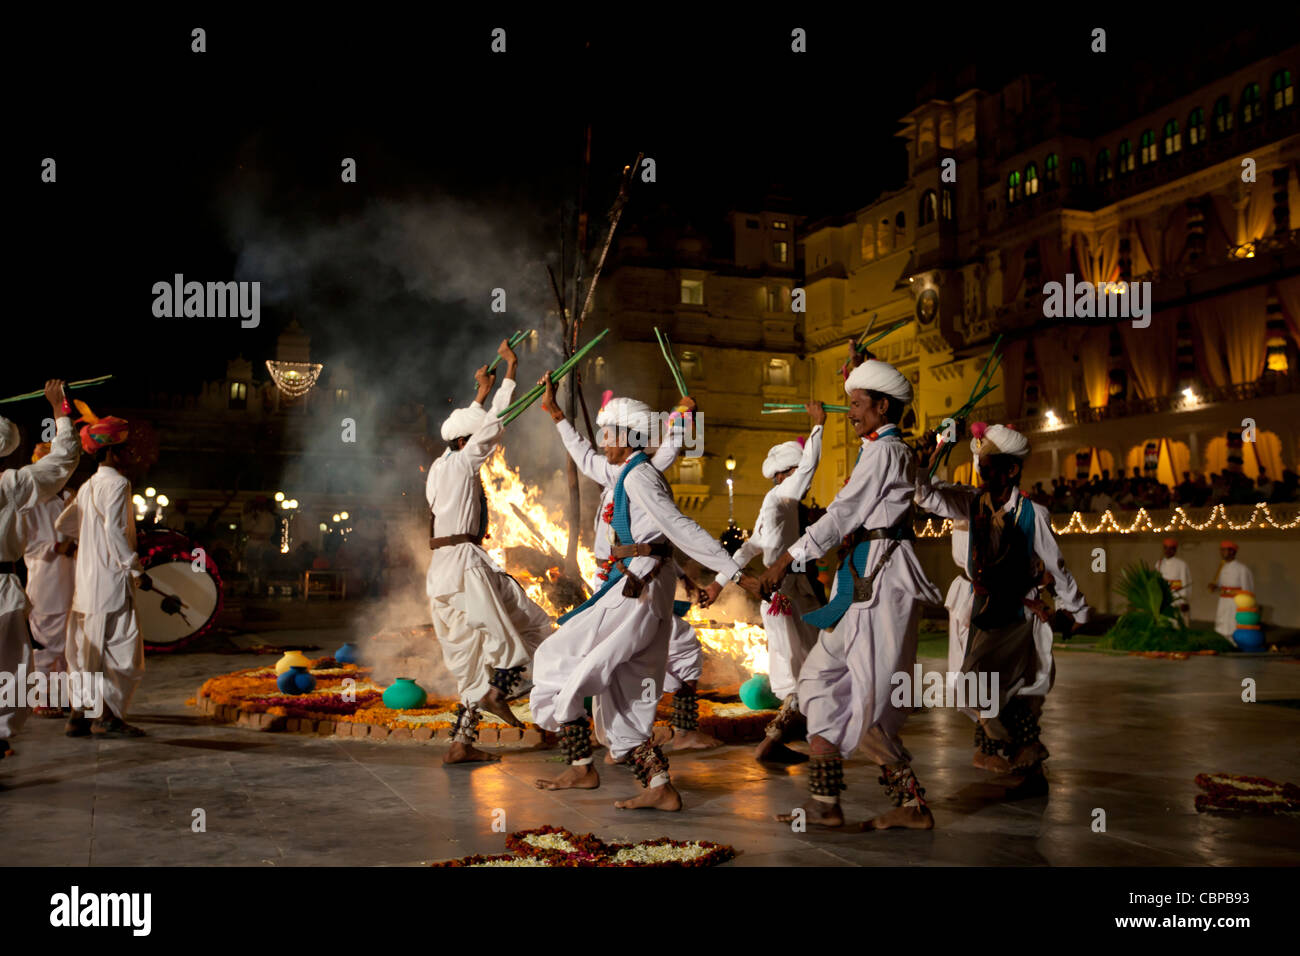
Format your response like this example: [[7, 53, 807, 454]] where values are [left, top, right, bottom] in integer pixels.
[[761, 575, 821, 700], [797, 580, 922, 764], [0, 608, 33, 739], [429, 565, 552, 706], [530, 568, 673, 760], [67, 604, 144, 719], [29, 607, 70, 675], [663, 615, 702, 694]]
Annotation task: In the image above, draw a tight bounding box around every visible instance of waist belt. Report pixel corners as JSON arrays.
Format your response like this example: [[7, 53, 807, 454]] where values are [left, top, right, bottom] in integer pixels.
[[803, 511, 914, 630], [0, 561, 19, 574], [609, 541, 672, 560], [429, 533, 483, 550], [850, 525, 915, 544]]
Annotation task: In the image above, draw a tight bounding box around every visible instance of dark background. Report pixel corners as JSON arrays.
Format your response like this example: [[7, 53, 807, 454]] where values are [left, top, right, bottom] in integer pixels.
[[10, 9, 1298, 413]]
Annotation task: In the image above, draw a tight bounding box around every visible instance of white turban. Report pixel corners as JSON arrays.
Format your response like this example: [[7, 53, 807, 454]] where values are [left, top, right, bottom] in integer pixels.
[[762, 440, 804, 480], [596, 397, 653, 442], [440, 404, 486, 442], [844, 359, 912, 403], [970, 423, 1029, 459], [0, 417, 18, 458]]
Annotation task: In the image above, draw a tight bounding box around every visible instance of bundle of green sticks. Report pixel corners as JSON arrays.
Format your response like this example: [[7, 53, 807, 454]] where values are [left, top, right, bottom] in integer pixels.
[[652, 328, 688, 396], [926, 334, 1003, 478], [498, 329, 611, 426], [760, 402, 849, 414], [476, 329, 533, 384], [0, 375, 113, 405]]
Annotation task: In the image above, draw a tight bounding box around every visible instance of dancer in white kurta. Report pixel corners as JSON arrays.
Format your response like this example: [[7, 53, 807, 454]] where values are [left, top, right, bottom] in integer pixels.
[[943, 521, 974, 693], [1209, 541, 1254, 640], [426, 340, 554, 762], [762, 360, 943, 831], [915, 423, 1090, 778], [1155, 537, 1191, 625], [531, 379, 759, 810], [738, 407, 825, 763], [56, 403, 147, 738], [578, 396, 720, 754], [23, 469, 77, 710], [0, 381, 79, 755]]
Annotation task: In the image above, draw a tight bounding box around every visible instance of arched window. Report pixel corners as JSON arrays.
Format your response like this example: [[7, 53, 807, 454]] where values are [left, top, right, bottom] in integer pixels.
[[877, 218, 892, 256], [1044, 153, 1059, 186], [1187, 107, 1206, 146], [1272, 69, 1294, 111], [1069, 157, 1086, 187], [940, 187, 955, 220], [860, 222, 876, 262], [1139, 130, 1157, 165], [1212, 95, 1233, 135], [919, 190, 938, 225], [896, 211, 906, 235], [1163, 119, 1181, 155], [1007, 169, 1022, 204], [1117, 139, 1134, 174], [1240, 82, 1262, 125], [765, 358, 792, 386], [1025, 162, 1040, 196], [1096, 148, 1112, 183]]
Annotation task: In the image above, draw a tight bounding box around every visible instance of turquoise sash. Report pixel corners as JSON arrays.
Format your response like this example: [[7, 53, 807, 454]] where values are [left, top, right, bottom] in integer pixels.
[[557, 452, 650, 625], [803, 539, 872, 630]]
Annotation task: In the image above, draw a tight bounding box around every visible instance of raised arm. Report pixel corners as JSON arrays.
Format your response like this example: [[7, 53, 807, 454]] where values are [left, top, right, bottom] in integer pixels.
[[11, 381, 80, 508], [623, 467, 740, 580], [914, 473, 978, 520], [774, 421, 824, 502], [650, 396, 695, 473], [461, 378, 515, 469]]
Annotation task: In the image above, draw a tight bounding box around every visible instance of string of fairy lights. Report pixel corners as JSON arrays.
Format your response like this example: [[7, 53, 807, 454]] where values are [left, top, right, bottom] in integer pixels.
[[913, 502, 1300, 538]]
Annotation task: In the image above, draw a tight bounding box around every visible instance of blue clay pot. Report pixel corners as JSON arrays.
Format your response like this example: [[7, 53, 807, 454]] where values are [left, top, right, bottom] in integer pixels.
[[382, 678, 427, 710], [1233, 627, 1265, 652], [277, 665, 316, 695], [334, 642, 359, 664], [740, 674, 781, 711]]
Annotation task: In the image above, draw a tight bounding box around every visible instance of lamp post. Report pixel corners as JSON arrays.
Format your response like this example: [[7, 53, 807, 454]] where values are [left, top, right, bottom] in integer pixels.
[[720, 454, 747, 555]]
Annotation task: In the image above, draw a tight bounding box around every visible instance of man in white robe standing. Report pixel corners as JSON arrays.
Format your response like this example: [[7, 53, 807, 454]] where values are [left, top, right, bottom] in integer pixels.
[[1209, 541, 1254, 640], [23, 443, 78, 715], [1155, 537, 1191, 625], [0, 381, 79, 758], [761, 360, 943, 831], [734, 405, 825, 764], [56, 402, 146, 738], [427, 339, 553, 764], [915, 423, 1090, 781], [530, 375, 760, 810]]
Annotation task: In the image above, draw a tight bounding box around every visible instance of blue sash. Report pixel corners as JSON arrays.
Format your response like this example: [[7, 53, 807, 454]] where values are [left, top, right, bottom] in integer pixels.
[[672, 600, 692, 618], [557, 452, 650, 625]]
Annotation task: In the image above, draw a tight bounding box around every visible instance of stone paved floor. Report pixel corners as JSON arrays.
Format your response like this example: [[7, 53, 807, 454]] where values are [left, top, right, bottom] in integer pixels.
[[2, 616, 1298, 866]]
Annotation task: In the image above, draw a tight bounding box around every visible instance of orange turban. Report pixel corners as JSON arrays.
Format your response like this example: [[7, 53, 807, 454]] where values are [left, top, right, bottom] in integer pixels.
[[74, 400, 129, 455]]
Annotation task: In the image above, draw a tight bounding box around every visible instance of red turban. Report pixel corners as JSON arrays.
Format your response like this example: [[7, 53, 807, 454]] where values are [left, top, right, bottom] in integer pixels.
[[1162, 537, 1177, 548], [74, 400, 129, 455], [1220, 540, 1237, 551]]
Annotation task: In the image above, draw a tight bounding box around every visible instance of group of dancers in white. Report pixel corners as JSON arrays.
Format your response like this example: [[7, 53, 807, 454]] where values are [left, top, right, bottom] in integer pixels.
[[425, 339, 1091, 829]]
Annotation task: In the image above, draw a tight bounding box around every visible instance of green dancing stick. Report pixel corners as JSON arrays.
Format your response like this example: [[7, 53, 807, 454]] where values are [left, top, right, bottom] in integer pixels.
[[652, 328, 689, 397], [856, 318, 908, 352], [477, 329, 531, 384], [761, 406, 849, 415], [762, 402, 849, 413], [0, 375, 113, 405], [499, 329, 610, 425]]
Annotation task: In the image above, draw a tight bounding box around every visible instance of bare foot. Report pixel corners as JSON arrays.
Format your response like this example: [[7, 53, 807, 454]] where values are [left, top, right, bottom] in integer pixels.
[[651, 725, 673, 746], [667, 728, 722, 751], [603, 749, 626, 765], [860, 804, 934, 830], [755, 737, 809, 764], [615, 782, 682, 811], [478, 688, 524, 728], [775, 799, 843, 827], [1009, 741, 1049, 770], [972, 750, 1013, 773], [443, 740, 501, 764], [535, 762, 599, 791]]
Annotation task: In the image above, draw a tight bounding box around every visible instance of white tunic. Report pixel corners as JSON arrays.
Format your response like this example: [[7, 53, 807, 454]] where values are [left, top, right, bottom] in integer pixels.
[[729, 425, 824, 699], [1213, 560, 1255, 638], [424, 379, 553, 704], [23, 489, 76, 671], [914, 481, 1090, 711], [786, 430, 942, 762], [530, 423, 741, 759], [1155, 556, 1191, 606]]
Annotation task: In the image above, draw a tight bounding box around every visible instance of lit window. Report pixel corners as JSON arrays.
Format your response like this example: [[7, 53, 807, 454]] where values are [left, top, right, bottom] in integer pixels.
[[1272, 69, 1294, 111], [766, 287, 782, 312], [895, 211, 906, 233], [1117, 139, 1134, 173], [228, 381, 247, 409], [1006, 170, 1022, 204], [940, 187, 954, 220], [1096, 148, 1112, 183], [593, 356, 607, 385], [1240, 82, 1262, 125], [680, 278, 704, 305], [878, 219, 892, 255], [1187, 107, 1205, 146], [919, 190, 938, 225], [679, 351, 702, 379], [1163, 119, 1181, 155], [1069, 157, 1086, 186], [860, 223, 876, 262], [772, 241, 789, 263], [1024, 163, 1039, 196], [1140, 130, 1157, 165], [771, 220, 789, 231], [334, 388, 350, 404], [766, 358, 792, 386], [1044, 153, 1059, 186], [1212, 95, 1232, 135], [677, 458, 703, 484]]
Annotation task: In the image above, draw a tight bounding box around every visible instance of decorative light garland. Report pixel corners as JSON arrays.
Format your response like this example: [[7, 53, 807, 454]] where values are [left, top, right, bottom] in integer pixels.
[[266, 360, 324, 398], [913, 503, 1300, 538]]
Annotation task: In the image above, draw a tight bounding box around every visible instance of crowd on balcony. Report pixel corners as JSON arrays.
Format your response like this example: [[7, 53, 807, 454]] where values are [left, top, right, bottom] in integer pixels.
[[1025, 466, 1299, 514]]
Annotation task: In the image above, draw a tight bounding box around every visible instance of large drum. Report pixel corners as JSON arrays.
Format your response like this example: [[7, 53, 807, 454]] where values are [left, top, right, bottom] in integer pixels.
[[136, 530, 224, 653]]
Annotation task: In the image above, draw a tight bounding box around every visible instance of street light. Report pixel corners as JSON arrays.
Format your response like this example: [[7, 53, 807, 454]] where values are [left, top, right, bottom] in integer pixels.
[[274, 491, 285, 502], [156, 494, 170, 507]]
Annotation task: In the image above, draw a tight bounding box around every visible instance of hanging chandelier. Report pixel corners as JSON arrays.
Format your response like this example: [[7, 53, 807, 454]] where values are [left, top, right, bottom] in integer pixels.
[[266, 360, 323, 398]]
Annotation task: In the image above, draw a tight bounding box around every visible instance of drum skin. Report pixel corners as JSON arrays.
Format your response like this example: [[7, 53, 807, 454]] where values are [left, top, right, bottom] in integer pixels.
[[136, 530, 224, 653]]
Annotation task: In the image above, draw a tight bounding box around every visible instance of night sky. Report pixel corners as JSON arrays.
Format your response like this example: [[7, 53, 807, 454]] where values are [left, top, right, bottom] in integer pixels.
[[11, 10, 1296, 416]]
